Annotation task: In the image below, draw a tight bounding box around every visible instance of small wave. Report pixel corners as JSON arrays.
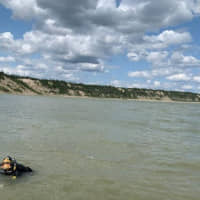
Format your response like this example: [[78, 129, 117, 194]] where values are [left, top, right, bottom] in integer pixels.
[[87, 155, 95, 160]]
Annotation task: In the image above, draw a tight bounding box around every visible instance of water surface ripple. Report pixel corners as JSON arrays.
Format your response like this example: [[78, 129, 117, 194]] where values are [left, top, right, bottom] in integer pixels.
[[0, 94, 199, 200]]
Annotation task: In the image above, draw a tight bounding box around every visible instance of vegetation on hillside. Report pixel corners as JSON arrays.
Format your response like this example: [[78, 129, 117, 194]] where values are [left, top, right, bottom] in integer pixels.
[[0, 71, 200, 102]]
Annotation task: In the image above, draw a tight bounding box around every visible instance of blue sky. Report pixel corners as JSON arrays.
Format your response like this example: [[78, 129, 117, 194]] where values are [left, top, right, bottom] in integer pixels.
[[0, 0, 200, 93]]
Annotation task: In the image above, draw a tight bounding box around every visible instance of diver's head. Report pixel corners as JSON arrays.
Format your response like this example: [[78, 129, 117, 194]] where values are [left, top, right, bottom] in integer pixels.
[[0, 156, 13, 170]]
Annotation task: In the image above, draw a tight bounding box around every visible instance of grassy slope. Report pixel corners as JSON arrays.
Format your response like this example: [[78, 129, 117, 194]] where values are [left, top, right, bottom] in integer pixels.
[[0, 72, 200, 102]]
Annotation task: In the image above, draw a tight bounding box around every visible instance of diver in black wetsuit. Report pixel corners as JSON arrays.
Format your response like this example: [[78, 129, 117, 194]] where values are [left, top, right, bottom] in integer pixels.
[[0, 156, 32, 178]]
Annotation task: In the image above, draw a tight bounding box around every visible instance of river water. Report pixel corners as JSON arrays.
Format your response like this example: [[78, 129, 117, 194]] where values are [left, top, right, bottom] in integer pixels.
[[0, 94, 199, 200]]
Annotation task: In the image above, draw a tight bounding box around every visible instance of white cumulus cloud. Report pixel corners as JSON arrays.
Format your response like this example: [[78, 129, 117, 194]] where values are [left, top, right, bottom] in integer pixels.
[[0, 0, 200, 91], [166, 73, 191, 81], [128, 71, 151, 78]]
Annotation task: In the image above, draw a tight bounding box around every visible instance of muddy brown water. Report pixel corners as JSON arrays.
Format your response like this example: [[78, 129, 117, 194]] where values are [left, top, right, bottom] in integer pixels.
[[0, 94, 199, 200]]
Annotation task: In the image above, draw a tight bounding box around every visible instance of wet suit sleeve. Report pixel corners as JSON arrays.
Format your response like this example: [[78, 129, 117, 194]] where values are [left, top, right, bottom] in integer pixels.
[[13, 163, 32, 178], [16, 163, 32, 172], [12, 163, 18, 178]]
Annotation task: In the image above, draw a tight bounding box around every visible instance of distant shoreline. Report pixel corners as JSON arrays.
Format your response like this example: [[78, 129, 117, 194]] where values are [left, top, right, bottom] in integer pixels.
[[1, 92, 200, 105], [1, 72, 200, 103]]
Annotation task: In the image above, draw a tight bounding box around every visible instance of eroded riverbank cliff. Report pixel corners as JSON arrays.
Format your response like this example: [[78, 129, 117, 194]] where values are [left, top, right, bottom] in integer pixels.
[[1, 72, 200, 102]]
